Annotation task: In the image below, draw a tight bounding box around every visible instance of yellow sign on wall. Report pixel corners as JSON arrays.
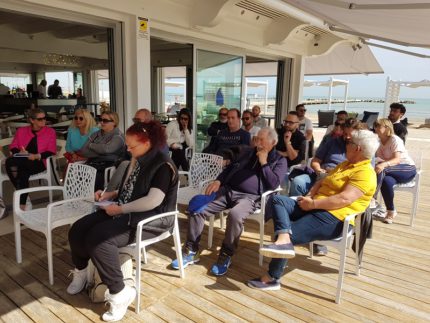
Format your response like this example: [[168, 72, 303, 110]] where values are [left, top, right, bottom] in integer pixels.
[[138, 17, 149, 39]]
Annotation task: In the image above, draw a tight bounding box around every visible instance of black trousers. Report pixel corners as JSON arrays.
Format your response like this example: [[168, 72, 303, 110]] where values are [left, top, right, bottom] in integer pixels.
[[170, 144, 189, 171], [5, 156, 45, 205], [68, 210, 157, 294]]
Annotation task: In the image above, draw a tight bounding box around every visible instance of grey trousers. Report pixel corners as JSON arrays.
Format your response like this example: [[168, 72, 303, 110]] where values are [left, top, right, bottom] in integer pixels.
[[186, 187, 260, 256]]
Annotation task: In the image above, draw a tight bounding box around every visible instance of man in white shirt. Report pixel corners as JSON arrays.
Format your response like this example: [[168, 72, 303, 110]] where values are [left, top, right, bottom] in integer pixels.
[[252, 105, 268, 128], [37, 80, 47, 98], [241, 109, 260, 145], [296, 104, 313, 158]]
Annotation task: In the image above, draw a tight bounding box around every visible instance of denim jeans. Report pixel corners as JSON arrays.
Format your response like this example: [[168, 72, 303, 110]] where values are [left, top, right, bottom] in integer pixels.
[[375, 164, 416, 211], [289, 174, 313, 196], [267, 195, 344, 280]]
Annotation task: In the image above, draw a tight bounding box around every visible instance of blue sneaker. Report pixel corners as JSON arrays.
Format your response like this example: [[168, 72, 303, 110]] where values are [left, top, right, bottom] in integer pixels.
[[171, 249, 200, 270], [210, 252, 232, 276]]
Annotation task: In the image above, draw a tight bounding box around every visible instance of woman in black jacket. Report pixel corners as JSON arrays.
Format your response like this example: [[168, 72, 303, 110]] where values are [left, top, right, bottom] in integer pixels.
[[67, 121, 178, 322]]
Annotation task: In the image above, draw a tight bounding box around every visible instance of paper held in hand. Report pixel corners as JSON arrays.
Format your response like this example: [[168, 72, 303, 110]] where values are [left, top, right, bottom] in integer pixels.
[[94, 200, 116, 207]]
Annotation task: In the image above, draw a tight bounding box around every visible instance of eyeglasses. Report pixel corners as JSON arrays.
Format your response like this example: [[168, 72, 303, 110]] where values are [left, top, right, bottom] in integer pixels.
[[241, 117, 250, 120], [100, 118, 114, 123], [34, 117, 46, 121], [74, 116, 84, 121], [283, 120, 298, 125]]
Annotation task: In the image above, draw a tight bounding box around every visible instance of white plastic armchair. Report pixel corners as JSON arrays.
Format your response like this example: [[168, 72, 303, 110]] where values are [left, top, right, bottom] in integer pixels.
[[13, 163, 97, 285], [0, 138, 66, 199], [309, 212, 363, 304], [120, 210, 184, 314], [177, 153, 223, 205], [377, 151, 422, 226], [207, 187, 282, 266]]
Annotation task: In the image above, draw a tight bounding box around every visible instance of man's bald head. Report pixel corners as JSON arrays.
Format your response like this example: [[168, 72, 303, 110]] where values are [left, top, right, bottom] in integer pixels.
[[134, 108, 152, 123]]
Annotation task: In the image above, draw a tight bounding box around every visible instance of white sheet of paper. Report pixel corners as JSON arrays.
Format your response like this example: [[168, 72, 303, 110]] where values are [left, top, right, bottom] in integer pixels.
[[94, 200, 116, 207]]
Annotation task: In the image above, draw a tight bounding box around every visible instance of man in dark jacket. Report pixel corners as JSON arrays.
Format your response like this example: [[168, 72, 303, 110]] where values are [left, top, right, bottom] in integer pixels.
[[172, 127, 288, 276]]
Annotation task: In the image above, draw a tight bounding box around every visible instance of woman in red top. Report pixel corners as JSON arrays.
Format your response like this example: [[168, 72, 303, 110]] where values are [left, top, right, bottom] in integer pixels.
[[6, 108, 56, 210]]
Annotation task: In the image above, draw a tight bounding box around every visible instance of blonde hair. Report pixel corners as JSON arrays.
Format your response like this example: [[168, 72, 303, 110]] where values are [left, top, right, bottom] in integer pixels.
[[374, 118, 394, 136], [71, 108, 97, 134], [101, 111, 120, 127]]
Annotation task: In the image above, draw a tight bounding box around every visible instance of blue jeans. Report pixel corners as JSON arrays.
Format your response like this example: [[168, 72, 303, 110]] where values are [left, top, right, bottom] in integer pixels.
[[267, 195, 344, 280], [289, 174, 313, 196], [375, 164, 416, 211]]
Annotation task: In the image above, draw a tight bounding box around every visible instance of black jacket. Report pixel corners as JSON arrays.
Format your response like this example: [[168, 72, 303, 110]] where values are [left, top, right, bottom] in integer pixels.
[[117, 149, 178, 230]]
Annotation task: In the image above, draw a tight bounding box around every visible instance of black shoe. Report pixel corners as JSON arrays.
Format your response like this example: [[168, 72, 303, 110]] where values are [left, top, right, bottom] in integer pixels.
[[313, 244, 328, 256]]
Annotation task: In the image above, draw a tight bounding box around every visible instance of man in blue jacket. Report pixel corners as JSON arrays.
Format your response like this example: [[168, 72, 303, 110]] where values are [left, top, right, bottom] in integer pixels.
[[172, 127, 288, 276]]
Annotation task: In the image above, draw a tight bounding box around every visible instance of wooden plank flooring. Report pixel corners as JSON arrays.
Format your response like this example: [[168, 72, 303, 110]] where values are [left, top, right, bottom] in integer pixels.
[[1, 155, 430, 322]]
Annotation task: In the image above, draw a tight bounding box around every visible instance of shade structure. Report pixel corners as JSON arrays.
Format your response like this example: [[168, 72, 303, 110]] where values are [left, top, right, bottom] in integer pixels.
[[304, 77, 349, 109], [304, 43, 383, 75], [282, 0, 430, 48]]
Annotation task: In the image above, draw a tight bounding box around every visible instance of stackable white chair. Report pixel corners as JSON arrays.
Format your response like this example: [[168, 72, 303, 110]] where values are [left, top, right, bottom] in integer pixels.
[[0, 138, 66, 201], [13, 163, 97, 285], [177, 153, 223, 205], [309, 212, 363, 304], [6, 122, 30, 137], [208, 187, 282, 266], [376, 151, 422, 226]]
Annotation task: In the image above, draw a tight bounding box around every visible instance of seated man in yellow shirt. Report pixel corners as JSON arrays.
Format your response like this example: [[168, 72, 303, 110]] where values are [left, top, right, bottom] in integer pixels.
[[247, 129, 379, 290]]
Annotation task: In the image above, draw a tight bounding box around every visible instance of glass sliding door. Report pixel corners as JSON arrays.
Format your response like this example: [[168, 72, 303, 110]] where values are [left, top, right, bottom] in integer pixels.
[[195, 49, 243, 151]]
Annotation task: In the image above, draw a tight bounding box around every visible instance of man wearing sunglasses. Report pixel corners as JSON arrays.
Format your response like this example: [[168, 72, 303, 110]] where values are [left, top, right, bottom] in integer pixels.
[[296, 104, 314, 158], [207, 107, 229, 137], [241, 110, 260, 144], [276, 112, 306, 168]]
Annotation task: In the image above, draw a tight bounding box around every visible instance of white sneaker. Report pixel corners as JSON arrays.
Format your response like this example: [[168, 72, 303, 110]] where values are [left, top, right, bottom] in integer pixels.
[[102, 285, 136, 322], [67, 267, 88, 295]]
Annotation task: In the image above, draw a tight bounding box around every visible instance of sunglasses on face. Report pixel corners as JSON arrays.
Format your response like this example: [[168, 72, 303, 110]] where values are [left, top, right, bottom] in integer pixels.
[[34, 117, 46, 121], [219, 113, 228, 116], [74, 116, 84, 121], [101, 118, 114, 123], [241, 117, 250, 120]]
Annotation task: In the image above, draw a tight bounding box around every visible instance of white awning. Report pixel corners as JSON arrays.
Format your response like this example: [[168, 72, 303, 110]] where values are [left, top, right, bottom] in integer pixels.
[[304, 43, 384, 75], [246, 45, 383, 76], [282, 0, 430, 48]]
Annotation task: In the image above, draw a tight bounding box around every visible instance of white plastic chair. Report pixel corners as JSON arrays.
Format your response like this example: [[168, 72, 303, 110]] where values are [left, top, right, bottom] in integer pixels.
[[13, 163, 97, 285], [376, 151, 422, 226], [0, 138, 66, 201], [177, 153, 223, 205], [6, 122, 30, 137], [207, 187, 282, 266], [309, 212, 362, 304], [120, 209, 184, 313]]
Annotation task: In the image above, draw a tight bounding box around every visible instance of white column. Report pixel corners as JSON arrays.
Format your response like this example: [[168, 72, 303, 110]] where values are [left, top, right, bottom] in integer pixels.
[[343, 82, 349, 110], [264, 81, 269, 114], [327, 76, 333, 110], [289, 55, 305, 114]]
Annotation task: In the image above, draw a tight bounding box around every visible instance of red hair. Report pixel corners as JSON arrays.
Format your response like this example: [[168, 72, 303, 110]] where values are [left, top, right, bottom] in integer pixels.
[[126, 120, 166, 149]]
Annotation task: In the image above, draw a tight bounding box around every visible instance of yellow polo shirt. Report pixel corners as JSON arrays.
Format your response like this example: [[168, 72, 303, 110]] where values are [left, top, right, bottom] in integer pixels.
[[314, 159, 376, 225]]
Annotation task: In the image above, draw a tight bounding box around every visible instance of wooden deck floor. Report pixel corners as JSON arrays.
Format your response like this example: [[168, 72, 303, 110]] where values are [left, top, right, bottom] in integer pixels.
[[1, 156, 430, 322]]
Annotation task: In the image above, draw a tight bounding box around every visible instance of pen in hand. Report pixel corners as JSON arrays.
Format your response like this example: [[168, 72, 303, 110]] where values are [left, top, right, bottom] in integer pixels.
[[98, 187, 107, 201]]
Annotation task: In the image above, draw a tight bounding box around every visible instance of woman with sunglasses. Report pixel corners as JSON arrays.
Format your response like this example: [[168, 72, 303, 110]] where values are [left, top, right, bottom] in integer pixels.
[[67, 121, 178, 321], [79, 111, 125, 190], [64, 108, 98, 163], [165, 108, 194, 171], [6, 108, 56, 210], [373, 118, 416, 223]]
